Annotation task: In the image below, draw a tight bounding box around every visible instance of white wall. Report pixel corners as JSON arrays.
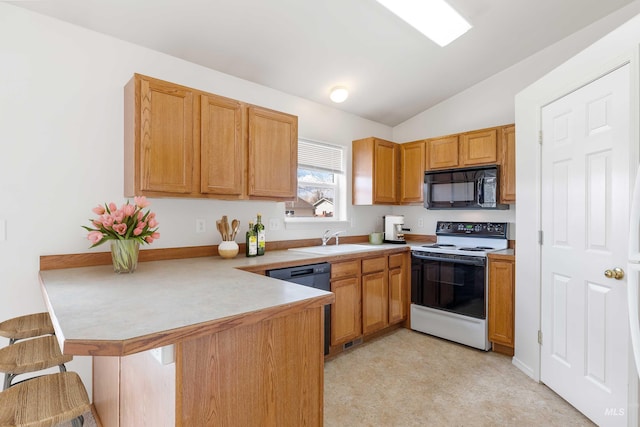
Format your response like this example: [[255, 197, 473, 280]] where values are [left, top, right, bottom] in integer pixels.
[[0, 3, 392, 394], [514, 12, 640, 385], [389, 1, 640, 239]]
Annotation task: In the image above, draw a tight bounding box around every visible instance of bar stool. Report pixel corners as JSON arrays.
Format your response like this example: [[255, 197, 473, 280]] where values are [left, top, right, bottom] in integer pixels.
[[0, 312, 55, 344], [0, 335, 73, 390], [0, 371, 90, 427]]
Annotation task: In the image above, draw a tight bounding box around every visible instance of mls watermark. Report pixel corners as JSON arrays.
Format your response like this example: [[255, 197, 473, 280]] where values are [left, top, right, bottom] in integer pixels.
[[605, 408, 625, 417]]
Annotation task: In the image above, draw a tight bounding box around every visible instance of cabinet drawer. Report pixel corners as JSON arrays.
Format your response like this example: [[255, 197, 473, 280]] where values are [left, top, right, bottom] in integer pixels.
[[362, 256, 386, 274], [331, 260, 360, 279], [388, 253, 404, 269]]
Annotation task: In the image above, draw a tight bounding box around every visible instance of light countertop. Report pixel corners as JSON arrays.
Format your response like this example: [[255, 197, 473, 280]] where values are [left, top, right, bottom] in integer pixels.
[[39, 244, 407, 356]]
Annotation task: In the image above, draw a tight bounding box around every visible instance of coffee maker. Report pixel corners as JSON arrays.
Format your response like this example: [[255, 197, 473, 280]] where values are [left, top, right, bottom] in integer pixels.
[[383, 215, 406, 244]]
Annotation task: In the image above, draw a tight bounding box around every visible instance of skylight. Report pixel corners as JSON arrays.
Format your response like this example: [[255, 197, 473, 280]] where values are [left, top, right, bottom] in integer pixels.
[[376, 0, 472, 47]]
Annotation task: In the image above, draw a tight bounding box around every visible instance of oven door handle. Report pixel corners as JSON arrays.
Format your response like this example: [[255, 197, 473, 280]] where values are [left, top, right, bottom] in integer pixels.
[[411, 253, 486, 266]]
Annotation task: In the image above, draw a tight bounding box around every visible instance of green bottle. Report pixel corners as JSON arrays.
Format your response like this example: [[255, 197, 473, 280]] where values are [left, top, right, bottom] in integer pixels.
[[246, 221, 257, 257], [255, 214, 266, 256]]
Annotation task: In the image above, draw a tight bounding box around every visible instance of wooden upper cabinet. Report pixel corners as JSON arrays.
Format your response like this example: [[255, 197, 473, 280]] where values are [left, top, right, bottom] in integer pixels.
[[427, 135, 459, 170], [352, 137, 398, 205], [125, 74, 196, 196], [500, 125, 516, 203], [125, 74, 298, 201], [374, 140, 398, 203], [247, 106, 298, 200], [399, 140, 425, 204], [200, 94, 244, 196], [460, 128, 498, 166]]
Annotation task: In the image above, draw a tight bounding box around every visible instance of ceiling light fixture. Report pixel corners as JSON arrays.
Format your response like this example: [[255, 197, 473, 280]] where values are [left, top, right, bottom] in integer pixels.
[[330, 86, 349, 103], [376, 0, 471, 47]]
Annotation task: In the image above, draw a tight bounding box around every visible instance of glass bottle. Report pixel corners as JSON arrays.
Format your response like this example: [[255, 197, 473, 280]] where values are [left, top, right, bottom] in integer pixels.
[[246, 221, 257, 257], [255, 214, 266, 256]]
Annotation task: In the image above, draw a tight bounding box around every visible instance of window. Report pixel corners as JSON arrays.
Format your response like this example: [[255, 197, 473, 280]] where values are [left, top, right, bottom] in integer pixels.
[[285, 139, 345, 220]]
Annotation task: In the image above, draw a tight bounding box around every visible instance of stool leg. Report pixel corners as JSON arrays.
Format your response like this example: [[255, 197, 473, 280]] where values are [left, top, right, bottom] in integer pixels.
[[71, 414, 85, 427], [3, 373, 16, 390]]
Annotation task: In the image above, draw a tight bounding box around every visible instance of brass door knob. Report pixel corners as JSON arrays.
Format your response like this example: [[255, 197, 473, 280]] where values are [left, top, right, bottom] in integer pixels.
[[604, 267, 625, 280]]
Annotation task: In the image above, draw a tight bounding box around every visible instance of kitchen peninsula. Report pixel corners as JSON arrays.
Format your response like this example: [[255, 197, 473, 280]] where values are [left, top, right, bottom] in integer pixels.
[[39, 254, 336, 427]]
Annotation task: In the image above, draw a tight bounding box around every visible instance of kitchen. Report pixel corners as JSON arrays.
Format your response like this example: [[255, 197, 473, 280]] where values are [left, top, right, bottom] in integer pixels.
[[2, 1, 640, 426]]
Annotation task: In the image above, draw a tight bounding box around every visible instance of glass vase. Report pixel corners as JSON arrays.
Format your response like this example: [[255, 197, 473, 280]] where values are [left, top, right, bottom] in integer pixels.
[[110, 240, 140, 273]]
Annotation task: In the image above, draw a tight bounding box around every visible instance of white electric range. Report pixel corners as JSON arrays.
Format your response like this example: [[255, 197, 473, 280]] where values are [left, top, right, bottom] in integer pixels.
[[410, 221, 508, 350]]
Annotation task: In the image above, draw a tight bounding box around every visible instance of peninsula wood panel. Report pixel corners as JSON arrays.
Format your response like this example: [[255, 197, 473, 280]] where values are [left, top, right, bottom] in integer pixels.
[[247, 106, 298, 199], [121, 350, 176, 426], [179, 307, 324, 426]]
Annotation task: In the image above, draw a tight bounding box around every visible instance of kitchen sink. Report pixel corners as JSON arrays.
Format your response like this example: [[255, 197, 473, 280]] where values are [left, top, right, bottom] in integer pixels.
[[288, 244, 378, 255]]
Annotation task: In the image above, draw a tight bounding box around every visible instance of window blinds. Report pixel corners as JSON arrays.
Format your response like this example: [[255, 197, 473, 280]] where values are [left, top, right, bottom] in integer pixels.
[[298, 140, 344, 173]]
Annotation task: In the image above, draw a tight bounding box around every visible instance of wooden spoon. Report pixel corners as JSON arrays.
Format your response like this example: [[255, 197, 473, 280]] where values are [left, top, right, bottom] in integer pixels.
[[231, 219, 240, 240]]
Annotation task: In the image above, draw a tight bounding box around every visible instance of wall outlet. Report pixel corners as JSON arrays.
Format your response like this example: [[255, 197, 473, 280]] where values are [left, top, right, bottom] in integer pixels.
[[269, 218, 279, 230], [195, 218, 206, 233], [417, 217, 424, 228]]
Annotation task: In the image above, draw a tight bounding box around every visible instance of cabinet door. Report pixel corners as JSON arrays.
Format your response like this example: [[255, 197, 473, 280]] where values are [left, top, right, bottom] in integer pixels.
[[247, 106, 298, 199], [362, 271, 389, 335], [388, 267, 405, 324], [427, 136, 459, 170], [400, 140, 425, 204], [331, 277, 362, 346], [137, 76, 195, 194], [460, 129, 498, 166], [500, 125, 516, 203], [200, 94, 245, 196], [373, 139, 398, 203], [488, 259, 515, 349]]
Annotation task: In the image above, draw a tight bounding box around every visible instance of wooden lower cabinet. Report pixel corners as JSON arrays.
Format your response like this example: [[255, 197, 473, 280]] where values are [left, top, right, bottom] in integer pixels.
[[362, 270, 389, 335], [330, 276, 361, 345], [328, 251, 409, 354], [488, 254, 515, 356], [93, 307, 324, 427], [330, 260, 361, 347], [388, 253, 407, 324]]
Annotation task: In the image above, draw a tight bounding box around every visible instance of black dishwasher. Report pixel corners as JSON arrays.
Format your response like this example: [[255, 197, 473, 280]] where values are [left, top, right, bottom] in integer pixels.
[[266, 262, 331, 355]]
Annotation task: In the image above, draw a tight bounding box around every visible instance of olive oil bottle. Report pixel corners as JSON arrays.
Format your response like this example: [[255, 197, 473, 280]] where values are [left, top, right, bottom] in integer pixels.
[[246, 221, 257, 257], [255, 214, 266, 256]]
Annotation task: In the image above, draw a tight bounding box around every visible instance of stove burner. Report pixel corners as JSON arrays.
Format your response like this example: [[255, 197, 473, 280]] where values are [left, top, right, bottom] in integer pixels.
[[421, 243, 456, 249]]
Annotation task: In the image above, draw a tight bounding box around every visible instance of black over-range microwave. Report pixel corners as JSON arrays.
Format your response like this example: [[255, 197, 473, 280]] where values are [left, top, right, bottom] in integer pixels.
[[423, 165, 509, 210]]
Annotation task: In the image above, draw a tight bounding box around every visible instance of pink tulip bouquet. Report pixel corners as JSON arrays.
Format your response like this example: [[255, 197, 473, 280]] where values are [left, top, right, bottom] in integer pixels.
[[83, 196, 160, 248]]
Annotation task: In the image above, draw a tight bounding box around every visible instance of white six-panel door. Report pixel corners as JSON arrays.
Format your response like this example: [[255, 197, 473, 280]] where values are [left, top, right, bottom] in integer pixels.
[[540, 64, 631, 426]]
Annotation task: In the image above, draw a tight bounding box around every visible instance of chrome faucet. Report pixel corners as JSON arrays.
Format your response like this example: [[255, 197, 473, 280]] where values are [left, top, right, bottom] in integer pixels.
[[322, 229, 344, 246]]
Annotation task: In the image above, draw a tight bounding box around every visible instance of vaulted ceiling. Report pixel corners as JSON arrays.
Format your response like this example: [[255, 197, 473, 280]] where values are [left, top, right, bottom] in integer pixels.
[[8, 0, 637, 126]]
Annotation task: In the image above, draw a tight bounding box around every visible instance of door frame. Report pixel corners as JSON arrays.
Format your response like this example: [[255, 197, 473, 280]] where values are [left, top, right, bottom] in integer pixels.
[[514, 44, 640, 425]]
